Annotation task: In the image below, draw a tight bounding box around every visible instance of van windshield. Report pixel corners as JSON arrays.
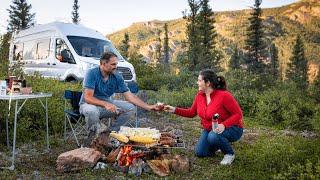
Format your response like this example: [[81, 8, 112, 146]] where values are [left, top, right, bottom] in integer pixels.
[[67, 36, 124, 60]]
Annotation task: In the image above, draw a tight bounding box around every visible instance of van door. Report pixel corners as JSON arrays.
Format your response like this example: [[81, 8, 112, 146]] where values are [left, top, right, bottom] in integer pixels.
[[50, 38, 76, 80]]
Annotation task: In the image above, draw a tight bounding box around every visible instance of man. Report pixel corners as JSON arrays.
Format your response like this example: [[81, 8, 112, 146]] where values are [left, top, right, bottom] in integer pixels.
[[79, 51, 158, 145]]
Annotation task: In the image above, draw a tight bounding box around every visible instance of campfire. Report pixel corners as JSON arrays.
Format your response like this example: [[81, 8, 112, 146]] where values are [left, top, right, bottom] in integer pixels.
[[56, 126, 189, 176]]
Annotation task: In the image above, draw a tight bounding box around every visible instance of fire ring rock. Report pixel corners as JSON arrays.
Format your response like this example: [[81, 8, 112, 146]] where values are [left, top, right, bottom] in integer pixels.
[[56, 147, 102, 173]]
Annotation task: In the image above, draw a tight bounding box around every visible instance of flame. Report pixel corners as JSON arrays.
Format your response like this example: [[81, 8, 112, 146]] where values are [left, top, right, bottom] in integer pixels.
[[119, 145, 134, 167]]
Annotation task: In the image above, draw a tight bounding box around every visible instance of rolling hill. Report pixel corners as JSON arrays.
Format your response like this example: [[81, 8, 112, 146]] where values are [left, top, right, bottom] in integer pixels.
[[107, 0, 320, 80]]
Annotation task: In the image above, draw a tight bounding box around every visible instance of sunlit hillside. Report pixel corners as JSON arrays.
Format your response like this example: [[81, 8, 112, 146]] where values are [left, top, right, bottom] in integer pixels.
[[108, 0, 320, 80]]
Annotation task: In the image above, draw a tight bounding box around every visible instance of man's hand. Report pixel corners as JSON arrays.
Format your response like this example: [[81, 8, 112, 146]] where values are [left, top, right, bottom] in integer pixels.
[[104, 103, 117, 113], [148, 104, 160, 111], [164, 105, 176, 113], [215, 124, 225, 134]]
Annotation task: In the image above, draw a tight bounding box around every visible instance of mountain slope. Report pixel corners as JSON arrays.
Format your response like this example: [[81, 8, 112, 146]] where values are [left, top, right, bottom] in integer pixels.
[[108, 0, 320, 80]]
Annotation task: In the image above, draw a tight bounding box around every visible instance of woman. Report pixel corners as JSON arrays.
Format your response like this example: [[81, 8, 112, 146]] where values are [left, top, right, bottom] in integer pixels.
[[164, 69, 243, 165]]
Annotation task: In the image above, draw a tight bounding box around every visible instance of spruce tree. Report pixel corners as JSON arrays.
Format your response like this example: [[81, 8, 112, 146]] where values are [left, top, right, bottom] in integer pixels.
[[245, 0, 267, 75], [183, 0, 200, 71], [0, 33, 11, 61], [163, 23, 170, 69], [286, 35, 308, 89], [72, 0, 80, 24], [229, 46, 241, 70], [119, 32, 130, 59], [313, 72, 320, 103], [269, 43, 279, 80], [154, 29, 162, 63], [7, 0, 35, 32], [197, 0, 218, 70]]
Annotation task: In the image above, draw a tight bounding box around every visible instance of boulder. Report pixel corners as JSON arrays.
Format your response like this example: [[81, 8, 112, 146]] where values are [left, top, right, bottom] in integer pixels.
[[56, 147, 102, 173]]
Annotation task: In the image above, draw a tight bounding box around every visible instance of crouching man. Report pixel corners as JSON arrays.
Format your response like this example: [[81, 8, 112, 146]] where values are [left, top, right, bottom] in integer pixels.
[[79, 52, 158, 146]]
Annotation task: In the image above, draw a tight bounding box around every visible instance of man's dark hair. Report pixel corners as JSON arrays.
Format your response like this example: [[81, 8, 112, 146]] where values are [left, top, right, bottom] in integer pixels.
[[100, 51, 117, 63]]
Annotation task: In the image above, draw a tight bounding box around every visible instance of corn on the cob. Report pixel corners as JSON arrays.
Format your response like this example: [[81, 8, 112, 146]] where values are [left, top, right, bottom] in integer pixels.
[[110, 132, 129, 143], [129, 135, 158, 144]]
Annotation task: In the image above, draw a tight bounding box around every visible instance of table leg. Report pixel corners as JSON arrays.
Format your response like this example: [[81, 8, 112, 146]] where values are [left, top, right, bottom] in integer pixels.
[[5, 109, 10, 147], [45, 97, 49, 149], [9, 100, 18, 170]]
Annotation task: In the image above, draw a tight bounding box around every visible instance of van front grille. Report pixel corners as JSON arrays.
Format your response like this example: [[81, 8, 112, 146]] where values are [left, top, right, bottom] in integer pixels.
[[116, 67, 133, 81]]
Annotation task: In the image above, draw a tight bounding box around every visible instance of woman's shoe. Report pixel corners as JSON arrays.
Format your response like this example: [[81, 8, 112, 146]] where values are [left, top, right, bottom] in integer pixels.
[[220, 154, 235, 165]]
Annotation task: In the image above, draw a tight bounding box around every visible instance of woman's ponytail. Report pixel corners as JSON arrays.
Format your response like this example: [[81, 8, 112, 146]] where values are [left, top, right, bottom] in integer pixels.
[[216, 76, 226, 90]]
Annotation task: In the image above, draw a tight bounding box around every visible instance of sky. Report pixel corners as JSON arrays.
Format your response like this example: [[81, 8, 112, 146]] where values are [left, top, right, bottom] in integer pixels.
[[0, 0, 298, 35]]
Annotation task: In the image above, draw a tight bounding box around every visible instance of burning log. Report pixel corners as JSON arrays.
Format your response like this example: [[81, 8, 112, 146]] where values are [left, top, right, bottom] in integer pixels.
[[147, 159, 170, 176], [105, 147, 121, 163], [90, 130, 113, 154]]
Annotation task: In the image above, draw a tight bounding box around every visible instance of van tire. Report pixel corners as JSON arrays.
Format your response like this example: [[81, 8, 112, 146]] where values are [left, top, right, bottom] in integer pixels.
[[65, 76, 78, 83]]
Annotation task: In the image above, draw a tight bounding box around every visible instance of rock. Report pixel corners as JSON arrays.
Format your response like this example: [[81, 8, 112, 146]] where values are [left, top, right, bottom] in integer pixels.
[[56, 147, 102, 173], [171, 155, 190, 173]]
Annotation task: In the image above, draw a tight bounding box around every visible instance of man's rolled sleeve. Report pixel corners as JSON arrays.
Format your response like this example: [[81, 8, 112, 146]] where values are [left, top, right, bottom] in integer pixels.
[[116, 75, 129, 93], [83, 70, 95, 90]]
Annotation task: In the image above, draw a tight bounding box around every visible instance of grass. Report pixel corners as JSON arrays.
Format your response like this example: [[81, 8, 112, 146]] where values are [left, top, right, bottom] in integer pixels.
[[0, 114, 319, 179]]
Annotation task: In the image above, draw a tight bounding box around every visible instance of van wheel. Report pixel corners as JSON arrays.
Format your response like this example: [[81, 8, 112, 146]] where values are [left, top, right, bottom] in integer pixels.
[[65, 77, 78, 83]]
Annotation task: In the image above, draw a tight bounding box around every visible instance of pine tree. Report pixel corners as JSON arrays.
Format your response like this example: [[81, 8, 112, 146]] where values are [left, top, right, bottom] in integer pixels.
[[7, 0, 35, 32], [154, 29, 162, 63], [197, 0, 218, 71], [183, 0, 200, 71], [269, 43, 279, 80], [313, 72, 320, 103], [72, 0, 80, 24], [119, 33, 130, 59], [0, 33, 11, 75], [245, 0, 267, 75], [286, 35, 308, 89], [163, 23, 170, 69], [229, 46, 241, 70]]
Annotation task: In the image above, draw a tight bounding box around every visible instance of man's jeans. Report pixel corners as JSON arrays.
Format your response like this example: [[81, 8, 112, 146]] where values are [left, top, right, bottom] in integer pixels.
[[195, 126, 243, 157], [79, 98, 135, 132]]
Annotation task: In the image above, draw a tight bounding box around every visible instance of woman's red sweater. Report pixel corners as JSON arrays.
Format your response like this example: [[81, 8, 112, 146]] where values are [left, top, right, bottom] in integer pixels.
[[174, 90, 243, 131]]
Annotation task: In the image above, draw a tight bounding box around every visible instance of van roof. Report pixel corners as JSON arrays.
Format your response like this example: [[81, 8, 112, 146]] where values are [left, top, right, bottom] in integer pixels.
[[15, 22, 108, 41]]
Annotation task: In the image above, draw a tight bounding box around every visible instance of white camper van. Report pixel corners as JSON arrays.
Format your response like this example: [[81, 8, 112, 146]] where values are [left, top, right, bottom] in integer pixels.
[[9, 22, 136, 83]]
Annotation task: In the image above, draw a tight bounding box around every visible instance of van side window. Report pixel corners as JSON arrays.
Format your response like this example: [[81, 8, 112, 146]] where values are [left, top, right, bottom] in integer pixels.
[[55, 39, 75, 64], [23, 40, 37, 60], [13, 43, 24, 61], [36, 38, 50, 59]]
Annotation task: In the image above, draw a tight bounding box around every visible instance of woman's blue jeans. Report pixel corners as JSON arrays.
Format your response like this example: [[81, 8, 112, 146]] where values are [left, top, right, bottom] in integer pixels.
[[195, 126, 243, 157]]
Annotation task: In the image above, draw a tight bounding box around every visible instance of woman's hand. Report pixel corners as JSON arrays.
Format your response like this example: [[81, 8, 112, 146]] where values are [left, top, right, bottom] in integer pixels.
[[164, 105, 176, 113], [215, 124, 225, 134]]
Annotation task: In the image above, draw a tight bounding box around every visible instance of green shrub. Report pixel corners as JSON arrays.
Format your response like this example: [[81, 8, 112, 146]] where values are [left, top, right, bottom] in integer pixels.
[[0, 75, 82, 142], [274, 160, 320, 179], [254, 83, 316, 130], [138, 72, 196, 91], [232, 88, 259, 117], [147, 86, 197, 108], [254, 88, 298, 128]]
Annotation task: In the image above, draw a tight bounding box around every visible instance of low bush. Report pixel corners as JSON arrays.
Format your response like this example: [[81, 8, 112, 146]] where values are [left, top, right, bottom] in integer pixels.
[[274, 160, 320, 179], [253, 83, 317, 131], [0, 75, 82, 142], [147, 86, 197, 108]]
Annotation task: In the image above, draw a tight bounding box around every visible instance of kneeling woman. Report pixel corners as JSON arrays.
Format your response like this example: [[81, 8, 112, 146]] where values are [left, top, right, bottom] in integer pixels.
[[165, 69, 243, 165]]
